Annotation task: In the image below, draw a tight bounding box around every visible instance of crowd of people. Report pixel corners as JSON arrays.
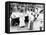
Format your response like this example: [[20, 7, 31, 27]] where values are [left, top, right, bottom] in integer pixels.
[[10, 3, 44, 31]]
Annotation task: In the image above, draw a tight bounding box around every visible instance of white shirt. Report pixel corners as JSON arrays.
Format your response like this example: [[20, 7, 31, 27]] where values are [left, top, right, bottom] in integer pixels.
[[11, 12, 21, 18]]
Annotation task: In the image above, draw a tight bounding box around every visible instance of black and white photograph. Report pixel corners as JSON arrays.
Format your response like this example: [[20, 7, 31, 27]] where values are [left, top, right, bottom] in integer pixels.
[[5, 1, 45, 33]]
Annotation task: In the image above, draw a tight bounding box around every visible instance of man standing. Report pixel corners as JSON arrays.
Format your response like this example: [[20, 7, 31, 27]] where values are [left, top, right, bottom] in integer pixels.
[[26, 10, 34, 30]]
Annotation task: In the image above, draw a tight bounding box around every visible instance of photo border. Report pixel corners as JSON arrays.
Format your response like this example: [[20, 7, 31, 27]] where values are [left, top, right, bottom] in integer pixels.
[[5, 1, 45, 34]]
